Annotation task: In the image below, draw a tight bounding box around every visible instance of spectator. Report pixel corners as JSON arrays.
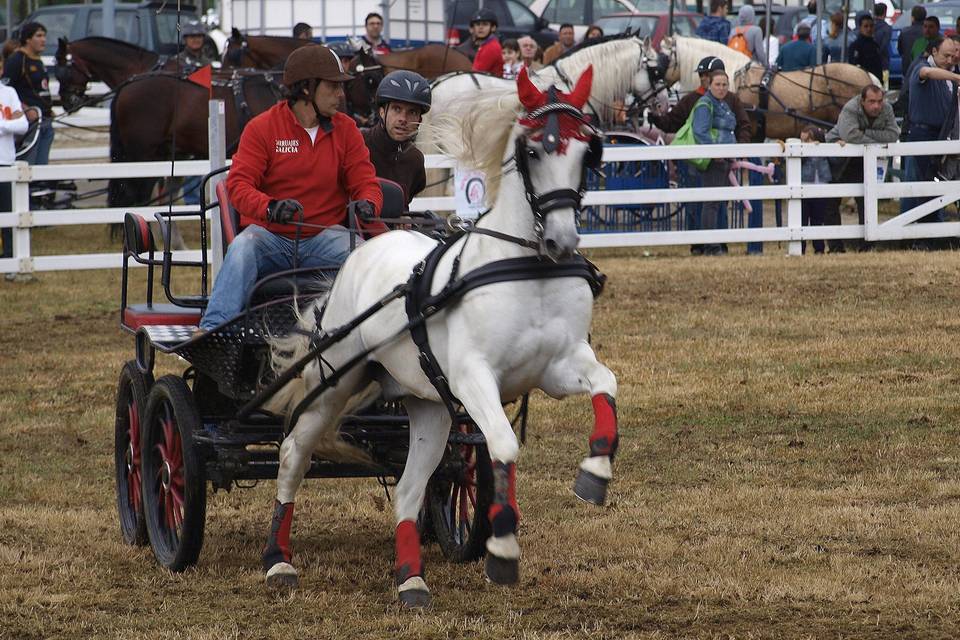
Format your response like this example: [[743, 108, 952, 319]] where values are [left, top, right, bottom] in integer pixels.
[[583, 25, 604, 41], [199, 45, 383, 332], [729, 5, 766, 63], [848, 15, 883, 79], [501, 39, 522, 79], [649, 56, 751, 251], [692, 70, 738, 256], [543, 24, 575, 64], [469, 9, 503, 76], [911, 16, 941, 62], [761, 17, 779, 67], [3, 22, 53, 169], [362, 71, 429, 204], [293, 22, 313, 40], [363, 13, 392, 54], [873, 4, 892, 86], [517, 35, 543, 71], [0, 49, 26, 262], [825, 85, 899, 251], [777, 23, 817, 71], [800, 125, 830, 254], [901, 37, 960, 224], [823, 12, 853, 63], [696, 0, 732, 45], [796, 0, 829, 46], [898, 5, 927, 71]]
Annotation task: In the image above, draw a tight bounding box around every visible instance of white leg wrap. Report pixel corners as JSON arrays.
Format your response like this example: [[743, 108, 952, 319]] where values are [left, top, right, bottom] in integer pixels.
[[486, 533, 521, 560], [398, 576, 430, 594], [266, 562, 297, 579], [579, 455, 612, 480]]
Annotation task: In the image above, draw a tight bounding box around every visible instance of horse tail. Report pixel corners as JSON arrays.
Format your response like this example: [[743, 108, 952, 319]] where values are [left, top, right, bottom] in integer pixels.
[[263, 287, 377, 465]]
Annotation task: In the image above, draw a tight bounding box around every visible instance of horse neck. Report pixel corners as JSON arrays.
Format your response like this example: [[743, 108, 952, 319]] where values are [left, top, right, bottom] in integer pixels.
[[77, 42, 157, 86], [469, 162, 538, 262]]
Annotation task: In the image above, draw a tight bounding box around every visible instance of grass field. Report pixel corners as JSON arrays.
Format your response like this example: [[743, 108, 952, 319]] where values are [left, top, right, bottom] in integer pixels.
[[4, 242, 960, 639]]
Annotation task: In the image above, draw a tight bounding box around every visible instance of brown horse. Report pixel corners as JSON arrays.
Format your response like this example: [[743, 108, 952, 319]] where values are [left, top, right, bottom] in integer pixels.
[[108, 71, 283, 211], [222, 28, 310, 69], [54, 37, 180, 111], [660, 36, 874, 139]]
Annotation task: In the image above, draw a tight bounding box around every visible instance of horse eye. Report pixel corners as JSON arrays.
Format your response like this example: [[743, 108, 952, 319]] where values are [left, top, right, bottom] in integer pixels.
[[526, 148, 538, 160]]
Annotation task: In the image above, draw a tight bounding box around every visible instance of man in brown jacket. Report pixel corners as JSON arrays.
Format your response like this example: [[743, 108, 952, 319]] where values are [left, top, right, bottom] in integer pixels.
[[362, 70, 430, 204], [542, 24, 575, 65]]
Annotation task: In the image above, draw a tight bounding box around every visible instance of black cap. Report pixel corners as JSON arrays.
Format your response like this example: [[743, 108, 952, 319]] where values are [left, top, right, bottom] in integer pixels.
[[696, 56, 725, 75]]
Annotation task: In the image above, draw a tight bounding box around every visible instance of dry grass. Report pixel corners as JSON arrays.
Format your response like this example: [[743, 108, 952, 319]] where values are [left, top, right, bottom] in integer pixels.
[[4, 241, 960, 639]]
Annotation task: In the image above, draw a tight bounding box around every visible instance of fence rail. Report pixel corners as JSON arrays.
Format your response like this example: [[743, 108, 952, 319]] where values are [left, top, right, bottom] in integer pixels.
[[2, 139, 959, 275]]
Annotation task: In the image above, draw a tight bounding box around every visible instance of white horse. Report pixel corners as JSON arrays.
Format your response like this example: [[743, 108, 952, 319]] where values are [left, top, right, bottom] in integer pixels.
[[420, 34, 667, 152], [660, 36, 752, 93], [261, 66, 619, 607]]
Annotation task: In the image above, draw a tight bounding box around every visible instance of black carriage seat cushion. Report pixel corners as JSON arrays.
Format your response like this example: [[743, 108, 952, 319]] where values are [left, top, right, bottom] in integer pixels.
[[123, 304, 202, 330], [123, 212, 155, 255], [378, 177, 405, 219]]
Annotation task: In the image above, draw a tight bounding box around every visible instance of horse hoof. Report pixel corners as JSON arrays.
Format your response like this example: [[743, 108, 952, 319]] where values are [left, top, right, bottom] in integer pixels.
[[484, 554, 519, 585], [265, 562, 299, 590], [397, 576, 431, 609], [573, 468, 608, 506]]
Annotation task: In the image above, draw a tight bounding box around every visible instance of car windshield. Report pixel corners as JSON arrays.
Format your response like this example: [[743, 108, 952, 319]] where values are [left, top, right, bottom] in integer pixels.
[[894, 3, 957, 28], [595, 15, 658, 35], [632, 0, 684, 10]]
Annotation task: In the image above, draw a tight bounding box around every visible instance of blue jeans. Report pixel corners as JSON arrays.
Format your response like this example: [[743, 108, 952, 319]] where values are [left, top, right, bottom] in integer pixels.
[[182, 175, 202, 206], [746, 157, 764, 254], [23, 119, 54, 167], [900, 127, 942, 223], [200, 224, 354, 330]]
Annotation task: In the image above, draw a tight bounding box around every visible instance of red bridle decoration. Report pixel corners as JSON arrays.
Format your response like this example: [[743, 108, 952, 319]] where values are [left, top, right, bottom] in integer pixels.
[[516, 65, 595, 153]]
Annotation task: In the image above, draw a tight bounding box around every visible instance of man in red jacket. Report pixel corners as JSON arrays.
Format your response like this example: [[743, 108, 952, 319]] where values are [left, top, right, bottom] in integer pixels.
[[200, 45, 384, 331], [470, 9, 503, 76]]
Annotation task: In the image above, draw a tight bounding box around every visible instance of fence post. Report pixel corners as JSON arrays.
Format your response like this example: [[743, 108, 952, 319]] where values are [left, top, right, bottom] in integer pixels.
[[11, 162, 32, 278], [862, 144, 879, 242], [785, 140, 802, 256], [208, 99, 227, 279]]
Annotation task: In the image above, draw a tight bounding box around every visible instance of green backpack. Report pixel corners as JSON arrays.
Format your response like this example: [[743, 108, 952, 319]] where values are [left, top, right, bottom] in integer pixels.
[[670, 99, 717, 171]]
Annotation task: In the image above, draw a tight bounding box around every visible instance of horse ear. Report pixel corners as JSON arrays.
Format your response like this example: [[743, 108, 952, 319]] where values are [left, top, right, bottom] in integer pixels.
[[567, 65, 593, 110], [232, 27, 242, 40], [517, 66, 546, 111]]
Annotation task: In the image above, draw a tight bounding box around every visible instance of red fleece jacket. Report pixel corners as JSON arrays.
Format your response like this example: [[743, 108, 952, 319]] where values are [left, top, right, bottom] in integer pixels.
[[472, 37, 503, 76], [227, 102, 384, 238]]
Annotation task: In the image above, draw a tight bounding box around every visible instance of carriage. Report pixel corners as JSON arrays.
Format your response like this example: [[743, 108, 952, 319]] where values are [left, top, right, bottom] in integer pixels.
[[113, 170, 515, 572]]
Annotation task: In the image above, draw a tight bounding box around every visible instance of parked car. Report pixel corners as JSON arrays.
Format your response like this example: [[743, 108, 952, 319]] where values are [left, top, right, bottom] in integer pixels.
[[891, 0, 955, 87], [17, 1, 199, 59], [529, 0, 685, 40], [593, 11, 702, 47], [446, 0, 558, 49]]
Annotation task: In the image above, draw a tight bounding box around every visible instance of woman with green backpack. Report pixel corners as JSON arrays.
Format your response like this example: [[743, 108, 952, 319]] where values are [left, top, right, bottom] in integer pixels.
[[692, 70, 739, 256]]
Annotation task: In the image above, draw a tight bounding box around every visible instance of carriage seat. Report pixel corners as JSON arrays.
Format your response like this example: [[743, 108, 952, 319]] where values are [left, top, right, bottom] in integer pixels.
[[121, 212, 202, 330]]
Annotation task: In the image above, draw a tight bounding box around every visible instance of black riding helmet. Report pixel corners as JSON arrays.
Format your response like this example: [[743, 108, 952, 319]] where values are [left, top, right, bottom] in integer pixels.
[[470, 8, 498, 26], [375, 70, 431, 113], [695, 56, 725, 76]]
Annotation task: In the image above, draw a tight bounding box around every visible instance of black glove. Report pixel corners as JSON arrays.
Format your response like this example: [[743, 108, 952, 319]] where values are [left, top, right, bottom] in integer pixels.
[[348, 199, 376, 222], [266, 199, 303, 224]]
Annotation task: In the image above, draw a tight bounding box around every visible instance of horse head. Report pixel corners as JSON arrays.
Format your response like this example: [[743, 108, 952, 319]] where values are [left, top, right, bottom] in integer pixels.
[[632, 35, 669, 115], [54, 37, 93, 113], [223, 27, 248, 68], [515, 66, 601, 261], [659, 36, 681, 87], [345, 50, 384, 124]]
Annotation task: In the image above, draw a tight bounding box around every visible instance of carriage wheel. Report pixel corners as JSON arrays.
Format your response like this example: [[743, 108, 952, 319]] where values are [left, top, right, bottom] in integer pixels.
[[141, 375, 206, 572], [114, 361, 154, 546], [428, 422, 494, 562]]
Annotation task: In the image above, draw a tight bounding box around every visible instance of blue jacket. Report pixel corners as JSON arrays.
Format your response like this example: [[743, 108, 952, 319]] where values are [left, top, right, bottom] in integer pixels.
[[777, 39, 817, 71], [692, 93, 737, 145], [696, 15, 732, 45]]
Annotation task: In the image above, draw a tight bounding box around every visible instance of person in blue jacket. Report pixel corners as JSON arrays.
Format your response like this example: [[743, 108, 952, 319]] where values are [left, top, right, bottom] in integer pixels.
[[692, 69, 738, 256]]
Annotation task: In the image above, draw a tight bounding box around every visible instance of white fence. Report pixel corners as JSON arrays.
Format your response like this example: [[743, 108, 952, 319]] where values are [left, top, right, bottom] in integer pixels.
[[3, 139, 960, 275]]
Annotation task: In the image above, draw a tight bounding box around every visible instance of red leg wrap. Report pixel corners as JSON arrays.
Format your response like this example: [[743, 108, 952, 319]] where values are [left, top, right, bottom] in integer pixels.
[[589, 393, 619, 459], [489, 461, 520, 537], [262, 500, 294, 572], [394, 520, 423, 585]]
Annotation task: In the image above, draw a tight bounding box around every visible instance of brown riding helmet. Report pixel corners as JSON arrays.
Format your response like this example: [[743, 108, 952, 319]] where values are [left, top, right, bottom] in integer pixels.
[[283, 44, 354, 86]]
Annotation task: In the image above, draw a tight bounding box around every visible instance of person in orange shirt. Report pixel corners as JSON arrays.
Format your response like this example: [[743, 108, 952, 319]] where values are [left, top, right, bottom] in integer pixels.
[[542, 23, 575, 65]]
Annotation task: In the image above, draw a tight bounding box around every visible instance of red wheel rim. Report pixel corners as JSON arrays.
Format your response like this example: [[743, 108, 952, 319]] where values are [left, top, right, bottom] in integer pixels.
[[155, 405, 185, 533], [446, 424, 478, 544], [126, 401, 142, 515]]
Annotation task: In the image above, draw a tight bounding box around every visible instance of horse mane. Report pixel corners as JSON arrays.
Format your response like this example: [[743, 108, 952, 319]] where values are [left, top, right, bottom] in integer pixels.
[[541, 35, 642, 122], [74, 36, 157, 58], [426, 84, 522, 203], [670, 36, 751, 92]]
